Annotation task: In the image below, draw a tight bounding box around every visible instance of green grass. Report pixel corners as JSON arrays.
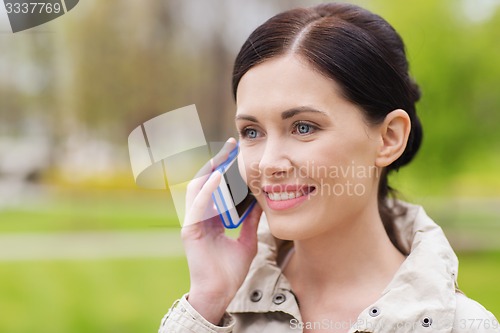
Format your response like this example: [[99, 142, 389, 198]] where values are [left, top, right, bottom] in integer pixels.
[[0, 188, 180, 233], [0, 257, 190, 333], [0, 253, 498, 333], [0, 185, 498, 332], [457, 251, 500, 316]]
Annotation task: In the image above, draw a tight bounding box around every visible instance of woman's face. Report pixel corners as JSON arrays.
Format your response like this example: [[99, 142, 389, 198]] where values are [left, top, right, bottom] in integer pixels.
[[235, 55, 383, 240]]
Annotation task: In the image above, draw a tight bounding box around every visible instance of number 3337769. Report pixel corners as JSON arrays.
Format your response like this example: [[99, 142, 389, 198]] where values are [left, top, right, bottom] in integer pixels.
[[5, 2, 62, 14]]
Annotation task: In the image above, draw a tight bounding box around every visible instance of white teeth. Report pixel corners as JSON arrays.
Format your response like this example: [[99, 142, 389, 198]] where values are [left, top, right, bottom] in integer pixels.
[[268, 191, 303, 201]]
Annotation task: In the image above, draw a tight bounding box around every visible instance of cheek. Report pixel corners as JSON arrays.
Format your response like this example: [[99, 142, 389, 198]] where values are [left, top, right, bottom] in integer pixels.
[[238, 149, 265, 201], [299, 137, 377, 183], [237, 150, 260, 185], [313, 153, 380, 199], [237, 155, 247, 183]]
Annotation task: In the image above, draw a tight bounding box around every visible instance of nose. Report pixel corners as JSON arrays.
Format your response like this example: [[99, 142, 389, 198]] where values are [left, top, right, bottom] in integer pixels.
[[258, 140, 293, 179]]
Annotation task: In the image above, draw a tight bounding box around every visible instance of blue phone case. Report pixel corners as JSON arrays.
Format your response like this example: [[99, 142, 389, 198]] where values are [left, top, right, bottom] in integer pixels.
[[211, 143, 256, 228]]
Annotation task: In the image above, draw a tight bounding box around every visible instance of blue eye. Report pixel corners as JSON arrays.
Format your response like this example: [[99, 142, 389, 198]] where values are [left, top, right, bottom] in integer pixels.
[[293, 122, 316, 135], [298, 123, 310, 134], [247, 129, 257, 138], [242, 128, 258, 139]]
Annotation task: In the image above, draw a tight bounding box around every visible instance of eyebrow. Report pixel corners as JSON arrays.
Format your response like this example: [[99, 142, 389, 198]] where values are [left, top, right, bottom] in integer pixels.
[[281, 106, 328, 120], [235, 114, 259, 122], [235, 106, 328, 122]]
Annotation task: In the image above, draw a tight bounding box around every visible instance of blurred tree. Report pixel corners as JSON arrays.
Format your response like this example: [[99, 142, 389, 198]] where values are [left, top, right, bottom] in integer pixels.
[[58, 0, 314, 143], [2, 0, 495, 194], [367, 0, 500, 195]]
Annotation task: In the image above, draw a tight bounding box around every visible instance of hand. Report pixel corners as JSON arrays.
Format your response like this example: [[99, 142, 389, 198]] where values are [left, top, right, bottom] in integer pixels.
[[180, 138, 263, 325]]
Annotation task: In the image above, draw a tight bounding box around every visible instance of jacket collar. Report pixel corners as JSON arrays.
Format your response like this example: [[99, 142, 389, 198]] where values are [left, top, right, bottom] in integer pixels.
[[228, 201, 458, 333]]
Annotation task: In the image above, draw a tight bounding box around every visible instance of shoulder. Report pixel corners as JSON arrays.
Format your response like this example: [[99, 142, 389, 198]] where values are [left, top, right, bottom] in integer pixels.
[[452, 292, 500, 332]]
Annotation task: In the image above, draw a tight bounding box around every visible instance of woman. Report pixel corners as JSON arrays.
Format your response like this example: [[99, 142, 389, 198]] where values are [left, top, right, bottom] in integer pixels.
[[159, 3, 499, 332]]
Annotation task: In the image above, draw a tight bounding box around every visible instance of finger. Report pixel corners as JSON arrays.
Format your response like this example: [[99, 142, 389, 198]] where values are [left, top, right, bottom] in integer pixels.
[[184, 170, 222, 227], [187, 138, 237, 204], [237, 203, 263, 251], [213, 137, 237, 167], [194, 137, 237, 180]]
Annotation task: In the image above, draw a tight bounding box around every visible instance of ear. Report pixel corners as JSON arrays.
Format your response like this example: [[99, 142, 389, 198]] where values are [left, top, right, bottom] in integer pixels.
[[375, 109, 411, 168]]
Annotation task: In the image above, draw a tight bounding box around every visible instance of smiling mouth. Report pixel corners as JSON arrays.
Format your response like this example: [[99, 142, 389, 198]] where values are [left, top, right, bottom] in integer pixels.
[[265, 186, 316, 201]]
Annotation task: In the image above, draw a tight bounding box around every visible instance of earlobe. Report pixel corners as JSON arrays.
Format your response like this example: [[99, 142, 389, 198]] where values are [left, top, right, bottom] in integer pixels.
[[375, 109, 411, 168]]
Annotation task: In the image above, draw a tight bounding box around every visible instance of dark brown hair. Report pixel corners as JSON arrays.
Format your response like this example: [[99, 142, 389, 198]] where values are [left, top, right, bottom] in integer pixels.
[[232, 2, 422, 252]]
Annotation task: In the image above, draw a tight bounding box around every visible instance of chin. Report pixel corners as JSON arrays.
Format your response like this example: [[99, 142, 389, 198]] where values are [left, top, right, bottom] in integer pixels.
[[265, 213, 313, 241]]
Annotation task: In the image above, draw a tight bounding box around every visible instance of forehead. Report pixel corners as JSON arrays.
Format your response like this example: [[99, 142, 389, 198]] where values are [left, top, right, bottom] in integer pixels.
[[235, 55, 346, 116]]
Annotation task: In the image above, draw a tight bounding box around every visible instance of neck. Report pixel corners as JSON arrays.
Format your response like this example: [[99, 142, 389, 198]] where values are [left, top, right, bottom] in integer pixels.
[[283, 200, 405, 301]]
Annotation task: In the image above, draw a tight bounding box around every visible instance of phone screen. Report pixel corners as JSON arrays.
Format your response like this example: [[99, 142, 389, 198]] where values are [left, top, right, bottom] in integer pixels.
[[223, 157, 255, 216]]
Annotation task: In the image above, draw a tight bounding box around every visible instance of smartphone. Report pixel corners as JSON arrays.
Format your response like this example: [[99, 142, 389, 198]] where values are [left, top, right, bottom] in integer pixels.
[[212, 144, 256, 228]]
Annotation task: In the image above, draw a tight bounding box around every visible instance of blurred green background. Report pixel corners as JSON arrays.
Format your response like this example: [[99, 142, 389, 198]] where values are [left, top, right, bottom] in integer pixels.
[[0, 0, 499, 332]]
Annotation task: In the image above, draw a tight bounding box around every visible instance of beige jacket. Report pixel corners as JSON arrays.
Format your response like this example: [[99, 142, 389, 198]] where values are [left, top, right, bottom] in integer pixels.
[[159, 202, 499, 332]]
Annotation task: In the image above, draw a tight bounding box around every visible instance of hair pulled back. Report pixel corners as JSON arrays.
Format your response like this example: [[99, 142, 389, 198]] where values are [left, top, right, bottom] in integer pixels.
[[232, 3, 422, 251]]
